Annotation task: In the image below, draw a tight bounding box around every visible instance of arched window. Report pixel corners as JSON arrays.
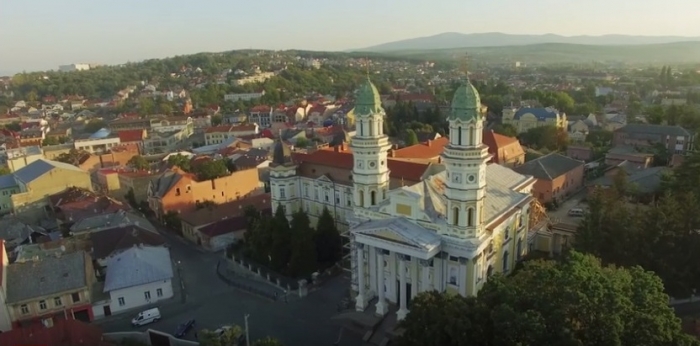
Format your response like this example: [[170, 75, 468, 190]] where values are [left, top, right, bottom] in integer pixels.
[[358, 190, 364, 207], [467, 208, 474, 226], [517, 238, 523, 260], [469, 126, 476, 146], [370, 190, 376, 206], [457, 126, 462, 145], [503, 251, 510, 272], [453, 207, 459, 225], [360, 122, 364, 137]]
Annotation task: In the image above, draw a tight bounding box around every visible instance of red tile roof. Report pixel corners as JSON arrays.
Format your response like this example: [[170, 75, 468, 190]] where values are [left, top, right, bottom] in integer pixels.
[[294, 148, 429, 182], [392, 137, 449, 159], [117, 129, 145, 142], [482, 129, 518, 148], [205, 124, 257, 134], [251, 105, 271, 112]]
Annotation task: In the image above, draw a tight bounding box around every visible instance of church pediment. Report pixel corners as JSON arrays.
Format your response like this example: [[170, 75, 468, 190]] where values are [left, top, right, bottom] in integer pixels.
[[353, 217, 442, 252]]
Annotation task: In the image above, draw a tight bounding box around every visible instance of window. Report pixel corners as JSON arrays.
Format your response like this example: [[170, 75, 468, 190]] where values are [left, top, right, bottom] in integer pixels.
[[503, 251, 510, 272], [370, 191, 376, 206], [20, 304, 29, 314], [469, 126, 476, 146], [54, 297, 62, 306], [144, 291, 151, 300], [449, 267, 458, 285], [325, 191, 329, 202], [314, 188, 319, 200], [118, 297, 125, 306], [517, 238, 523, 260], [452, 207, 459, 225], [467, 208, 474, 226], [359, 190, 364, 207], [39, 300, 47, 310], [335, 192, 340, 205], [279, 187, 286, 199], [157, 288, 163, 297], [457, 126, 462, 145], [175, 188, 181, 196], [71, 292, 80, 303], [304, 184, 309, 197]]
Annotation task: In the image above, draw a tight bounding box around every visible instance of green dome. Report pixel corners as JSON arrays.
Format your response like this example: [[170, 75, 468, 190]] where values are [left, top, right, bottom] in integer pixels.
[[450, 81, 481, 121], [353, 77, 384, 115]]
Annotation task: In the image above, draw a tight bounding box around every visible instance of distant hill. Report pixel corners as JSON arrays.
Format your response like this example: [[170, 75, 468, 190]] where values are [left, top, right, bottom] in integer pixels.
[[357, 32, 700, 52], [369, 42, 700, 64]]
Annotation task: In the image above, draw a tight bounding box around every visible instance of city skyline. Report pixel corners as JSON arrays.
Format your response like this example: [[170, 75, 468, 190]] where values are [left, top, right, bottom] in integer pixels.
[[1, 0, 700, 74]]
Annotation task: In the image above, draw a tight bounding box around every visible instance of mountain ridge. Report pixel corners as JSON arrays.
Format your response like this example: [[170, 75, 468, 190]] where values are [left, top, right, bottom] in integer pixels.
[[356, 32, 700, 52]]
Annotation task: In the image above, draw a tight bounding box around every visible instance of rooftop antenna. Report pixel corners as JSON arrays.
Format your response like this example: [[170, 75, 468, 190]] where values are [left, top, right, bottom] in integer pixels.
[[461, 52, 470, 81]]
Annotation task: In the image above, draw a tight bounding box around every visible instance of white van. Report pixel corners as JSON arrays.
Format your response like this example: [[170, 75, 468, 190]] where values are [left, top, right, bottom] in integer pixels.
[[131, 308, 161, 327], [568, 208, 585, 217]]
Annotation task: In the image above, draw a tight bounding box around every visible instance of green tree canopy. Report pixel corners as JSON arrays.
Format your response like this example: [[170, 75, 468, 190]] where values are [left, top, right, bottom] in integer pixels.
[[396, 251, 698, 346], [83, 119, 107, 134], [167, 153, 192, 171], [252, 337, 284, 346], [491, 123, 518, 138], [0, 166, 11, 175], [315, 207, 342, 268], [127, 155, 150, 170], [288, 209, 317, 277], [405, 129, 419, 146], [269, 204, 292, 271], [520, 125, 568, 151], [193, 159, 230, 181]]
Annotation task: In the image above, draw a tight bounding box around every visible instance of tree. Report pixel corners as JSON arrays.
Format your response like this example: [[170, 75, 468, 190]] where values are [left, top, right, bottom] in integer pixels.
[[127, 155, 149, 170], [491, 123, 518, 138], [56, 149, 89, 166], [315, 207, 342, 268], [295, 137, 309, 149], [138, 97, 155, 116], [196, 200, 217, 210], [0, 166, 10, 175], [395, 251, 698, 346], [167, 154, 192, 171], [252, 337, 284, 346], [83, 119, 107, 134], [269, 204, 292, 271], [163, 210, 182, 232], [42, 137, 60, 146], [198, 325, 244, 346], [405, 129, 419, 146], [288, 210, 317, 277], [193, 159, 230, 181], [520, 125, 567, 151], [211, 114, 223, 126]]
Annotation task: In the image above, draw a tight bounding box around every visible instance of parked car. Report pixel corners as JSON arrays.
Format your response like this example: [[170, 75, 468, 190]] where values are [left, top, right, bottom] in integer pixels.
[[131, 308, 161, 327], [568, 208, 585, 217], [174, 319, 196, 338]]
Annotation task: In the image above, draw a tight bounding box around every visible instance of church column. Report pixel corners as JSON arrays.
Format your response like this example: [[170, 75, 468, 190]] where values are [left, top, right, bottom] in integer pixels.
[[421, 259, 432, 292], [355, 244, 367, 311], [458, 257, 468, 296], [375, 250, 388, 316], [397, 254, 409, 320], [369, 246, 377, 298]]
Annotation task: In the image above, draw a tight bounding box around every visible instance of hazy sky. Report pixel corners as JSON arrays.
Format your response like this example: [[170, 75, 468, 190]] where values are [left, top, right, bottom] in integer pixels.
[[1, 0, 699, 74]]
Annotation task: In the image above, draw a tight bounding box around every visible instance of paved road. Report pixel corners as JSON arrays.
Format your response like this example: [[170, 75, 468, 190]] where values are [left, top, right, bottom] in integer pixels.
[[96, 225, 363, 346], [547, 189, 587, 225]]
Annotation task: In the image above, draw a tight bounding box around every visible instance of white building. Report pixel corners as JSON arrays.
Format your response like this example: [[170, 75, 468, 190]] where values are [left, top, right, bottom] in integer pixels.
[[59, 64, 91, 72], [0, 240, 12, 332], [100, 246, 174, 315], [204, 124, 259, 146], [270, 77, 539, 321], [224, 91, 265, 102]]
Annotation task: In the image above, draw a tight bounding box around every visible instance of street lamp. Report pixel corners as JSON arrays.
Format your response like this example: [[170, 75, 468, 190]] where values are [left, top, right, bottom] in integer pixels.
[[244, 314, 250, 346]]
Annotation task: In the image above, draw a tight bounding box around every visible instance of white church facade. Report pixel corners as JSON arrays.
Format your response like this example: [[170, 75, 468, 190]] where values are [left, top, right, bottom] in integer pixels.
[[270, 76, 539, 321]]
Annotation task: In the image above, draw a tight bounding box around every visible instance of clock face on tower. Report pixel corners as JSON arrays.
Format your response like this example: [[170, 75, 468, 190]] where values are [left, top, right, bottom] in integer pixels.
[[369, 161, 376, 168], [467, 174, 476, 183]]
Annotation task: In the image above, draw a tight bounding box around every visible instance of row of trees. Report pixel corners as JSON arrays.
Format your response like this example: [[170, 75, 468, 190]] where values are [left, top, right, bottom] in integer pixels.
[[198, 324, 283, 346], [574, 150, 700, 298], [243, 205, 342, 277], [396, 251, 697, 346], [167, 154, 230, 180]]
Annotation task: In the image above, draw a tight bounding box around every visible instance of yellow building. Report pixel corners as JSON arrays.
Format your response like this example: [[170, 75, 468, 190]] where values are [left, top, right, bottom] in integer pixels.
[[10, 159, 92, 214], [502, 107, 567, 133], [339, 77, 539, 320]]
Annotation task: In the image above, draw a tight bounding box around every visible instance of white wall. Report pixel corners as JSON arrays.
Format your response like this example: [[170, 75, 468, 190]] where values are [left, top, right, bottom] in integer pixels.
[[108, 279, 173, 314]]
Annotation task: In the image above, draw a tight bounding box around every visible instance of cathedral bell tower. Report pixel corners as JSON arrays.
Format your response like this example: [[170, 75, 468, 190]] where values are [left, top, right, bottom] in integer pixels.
[[349, 77, 392, 209], [440, 71, 491, 239]]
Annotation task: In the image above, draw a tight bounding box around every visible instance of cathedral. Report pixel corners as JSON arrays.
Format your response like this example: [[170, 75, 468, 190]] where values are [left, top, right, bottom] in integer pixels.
[[270, 76, 537, 321]]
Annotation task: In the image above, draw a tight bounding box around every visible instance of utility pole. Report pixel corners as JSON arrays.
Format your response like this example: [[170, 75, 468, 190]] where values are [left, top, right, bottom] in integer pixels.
[[244, 314, 250, 346]]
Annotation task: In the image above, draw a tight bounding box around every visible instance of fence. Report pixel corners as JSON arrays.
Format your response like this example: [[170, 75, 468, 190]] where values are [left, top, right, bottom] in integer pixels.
[[215, 260, 281, 301], [229, 254, 302, 291]]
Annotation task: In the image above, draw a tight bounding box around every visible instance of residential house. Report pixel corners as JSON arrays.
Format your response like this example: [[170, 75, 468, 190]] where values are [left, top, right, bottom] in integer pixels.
[[613, 124, 694, 154], [204, 124, 259, 146], [248, 105, 272, 128], [1, 145, 43, 172], [47, 187, 129, 226], [149, 116, 194, 133], [118, 170, 161, 204], [0, 240, 12, 332], [108, 118, 151, 132], [73, 128, 121, 154], [568, 120, 589, 142], [513, 153, 585, 204], [180, 193, 271, 250], [117, 129, 147, 148], [70, 210, 155, 235], [147, 166, 262, 218], [94, 168, 121, 194], [90, 225, 166, 267], [567, 145, 593, 162], [5, 251, 95, 328], [18, 129, 43, 147], [42, 143, 74, 160], [0, 319, 111, 346], [100, 246, 173, 315], [589, 161, 668, 197], [0, 175, 18, 214], [77, 146, 140, 171], [482, 130, 525, 167], [604, 145, 654, 167], [142, 128, 192, 155], [45, 126, 71, 143], [0, 217, 47, 250], [10, 159, 92, 214], [502, 107, 568, 133], [223, 112, 248, 125]]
